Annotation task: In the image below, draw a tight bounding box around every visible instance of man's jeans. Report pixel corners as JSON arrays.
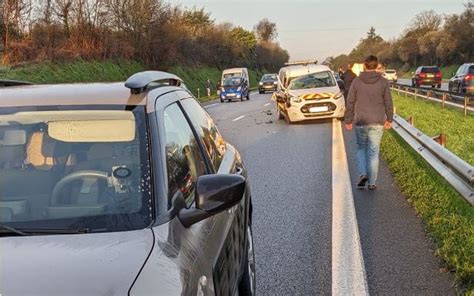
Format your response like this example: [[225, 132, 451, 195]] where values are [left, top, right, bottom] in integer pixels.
[[355, 125, 384, 185]]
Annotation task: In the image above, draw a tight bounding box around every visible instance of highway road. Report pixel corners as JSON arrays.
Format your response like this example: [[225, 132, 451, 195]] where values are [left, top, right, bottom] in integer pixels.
[[205, 92, 455, 295], [397, 78, 449, 91]]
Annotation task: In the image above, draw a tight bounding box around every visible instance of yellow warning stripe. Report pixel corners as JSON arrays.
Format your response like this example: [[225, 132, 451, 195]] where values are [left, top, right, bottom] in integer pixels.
[[301, 92, 334, 100]]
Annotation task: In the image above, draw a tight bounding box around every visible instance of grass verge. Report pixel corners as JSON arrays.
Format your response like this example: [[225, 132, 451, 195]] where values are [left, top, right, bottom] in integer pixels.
[[382, 93, 474, 293], [0, 60, 145, 83], [391, 92, 474, 165]]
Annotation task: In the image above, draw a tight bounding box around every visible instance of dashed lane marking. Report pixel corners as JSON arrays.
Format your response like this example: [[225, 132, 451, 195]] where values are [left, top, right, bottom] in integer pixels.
[[232, 115, 245, 122]]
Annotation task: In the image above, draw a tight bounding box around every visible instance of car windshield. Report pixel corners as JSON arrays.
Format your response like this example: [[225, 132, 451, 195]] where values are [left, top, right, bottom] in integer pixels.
[[224, 77, 243, 87], [262, 74, 277, 82], [421, 67, 440, 73], [288, 71, 336, 90], [468, 66, 474, 74], [385, 70, 396, 74], [0, 105, 152, 233], [223, 73, 241, 79]]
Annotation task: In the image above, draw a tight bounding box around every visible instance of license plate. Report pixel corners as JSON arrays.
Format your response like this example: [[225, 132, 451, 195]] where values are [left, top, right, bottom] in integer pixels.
[[227, 93, 236, 97], [309, 106, 329, 113], [427, 74, 434, 78]]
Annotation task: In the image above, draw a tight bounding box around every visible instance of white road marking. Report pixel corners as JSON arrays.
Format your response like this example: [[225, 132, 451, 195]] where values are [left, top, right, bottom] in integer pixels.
[[204, 103, 219, 109], [263, 103, 271, 107], [331, 119, 369, 296], [232, 115, 245, 122]]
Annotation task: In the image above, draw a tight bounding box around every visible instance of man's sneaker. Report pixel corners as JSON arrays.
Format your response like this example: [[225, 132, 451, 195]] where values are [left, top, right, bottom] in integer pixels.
[[357, 175, 368, 189], [368, 184, 377, 190]]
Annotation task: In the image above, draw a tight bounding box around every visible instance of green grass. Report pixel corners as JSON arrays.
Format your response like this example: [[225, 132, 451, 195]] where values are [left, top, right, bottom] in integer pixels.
[[391, 92, 474, 165], [381, 130, 474, 294], [383, 91, 474, 293], [0, 60, 145, 83]]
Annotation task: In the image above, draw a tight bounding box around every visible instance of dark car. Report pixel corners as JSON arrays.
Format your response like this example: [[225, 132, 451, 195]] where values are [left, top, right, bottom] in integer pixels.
[[448, 63, 474, 94], [0, 72, 255, 296], [220, 76, 250, 102], [258, 74, 278, 94], [411, 66, 442, 88]]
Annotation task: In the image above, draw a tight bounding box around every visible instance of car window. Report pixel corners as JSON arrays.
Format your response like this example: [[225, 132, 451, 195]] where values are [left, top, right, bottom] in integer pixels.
[[421, 67, 440, 73], [163, 103, 207, 205], [468, 66, 474, 75], [0, 105, 152, 232], [288, 71, 336, 90], [181, 98, 226, 171]]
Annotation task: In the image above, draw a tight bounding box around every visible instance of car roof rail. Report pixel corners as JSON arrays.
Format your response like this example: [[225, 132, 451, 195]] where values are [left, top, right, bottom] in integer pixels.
[[125, 71, 184, 94], [0, 79, 34, 87], [284, 60, 318, 66]]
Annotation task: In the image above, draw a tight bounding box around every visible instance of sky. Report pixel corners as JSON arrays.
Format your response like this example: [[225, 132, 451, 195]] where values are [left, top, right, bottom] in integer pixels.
[[168, 0, 468, 61]]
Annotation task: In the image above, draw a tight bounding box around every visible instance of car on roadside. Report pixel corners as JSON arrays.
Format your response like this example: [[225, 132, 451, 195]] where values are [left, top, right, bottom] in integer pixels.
[[258, 73, 278, 94], [220, 76, 250, 102], [448, 63, 474, 94], [0, 72, 255, 296], [274, 63, 345, 123], [383, 69, 398, 82], [411, 66, 442, 88]]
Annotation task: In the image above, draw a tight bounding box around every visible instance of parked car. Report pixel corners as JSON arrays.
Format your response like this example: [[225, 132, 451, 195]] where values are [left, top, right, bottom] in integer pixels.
[[411, 66, 442, 88], [448, 63, 474, 94], [220, 76, 250, 102], [0, 72, 255, 296], [274, 63, 345, 123], [383, 69, 398, 82], [258, 73, 278, 93]]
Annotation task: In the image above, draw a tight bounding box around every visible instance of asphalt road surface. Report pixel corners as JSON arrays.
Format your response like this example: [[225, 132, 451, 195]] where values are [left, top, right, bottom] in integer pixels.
[[205, 92, 455, 295], [397, 78, 449, 91]]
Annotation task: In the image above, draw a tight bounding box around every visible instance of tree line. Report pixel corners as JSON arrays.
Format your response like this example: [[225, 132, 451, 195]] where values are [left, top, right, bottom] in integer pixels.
[[325, 1, 473, 72], [0, 0, 289, 71]]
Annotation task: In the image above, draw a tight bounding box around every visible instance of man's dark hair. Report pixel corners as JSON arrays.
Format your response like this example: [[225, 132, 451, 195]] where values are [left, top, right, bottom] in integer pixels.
[[364, 55, 379, 70]]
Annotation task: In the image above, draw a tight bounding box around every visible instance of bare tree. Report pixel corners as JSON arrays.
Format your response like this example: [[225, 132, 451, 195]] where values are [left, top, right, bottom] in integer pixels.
[[254, 18, 277, 42]]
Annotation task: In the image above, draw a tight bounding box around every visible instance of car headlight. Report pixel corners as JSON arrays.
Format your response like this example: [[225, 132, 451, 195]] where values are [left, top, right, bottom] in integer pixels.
[[237, 86, 242, 91], [333, 92, 343, 100], [259, 82, 263, 85], [290, 96, 302, 103]]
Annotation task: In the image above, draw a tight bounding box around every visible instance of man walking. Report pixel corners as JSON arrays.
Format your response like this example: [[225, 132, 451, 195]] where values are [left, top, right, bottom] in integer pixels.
[[344, 55, 393, 190]]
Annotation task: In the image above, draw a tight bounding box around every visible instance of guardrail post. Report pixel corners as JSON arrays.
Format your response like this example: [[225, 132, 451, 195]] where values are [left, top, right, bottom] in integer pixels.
[[397, 85, 400, 95], [414, 89, 418, 100], [433, 133, 447, 147], [427, 90, 432, 99], [405, 87, 408, 98], [464, 96, 468, 117], [442, 93, 446, 108], [407, 116, 414, 126]]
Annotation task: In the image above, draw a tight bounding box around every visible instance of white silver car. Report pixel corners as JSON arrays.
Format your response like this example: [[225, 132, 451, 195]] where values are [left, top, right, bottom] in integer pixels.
[[274, 63, 345, 123], [383, 69, 398, 82]]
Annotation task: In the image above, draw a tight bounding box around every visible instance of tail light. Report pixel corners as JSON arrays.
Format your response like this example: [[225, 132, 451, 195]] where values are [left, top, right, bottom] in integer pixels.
[[465, 74, 473, 81], [436, 72, 442, 78], [419, 73, 426, 78]]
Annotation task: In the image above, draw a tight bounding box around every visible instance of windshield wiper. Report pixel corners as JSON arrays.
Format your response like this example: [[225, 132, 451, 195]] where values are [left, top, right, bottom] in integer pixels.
[[0, 225, 90, 236], [0, 224, 28, 236]]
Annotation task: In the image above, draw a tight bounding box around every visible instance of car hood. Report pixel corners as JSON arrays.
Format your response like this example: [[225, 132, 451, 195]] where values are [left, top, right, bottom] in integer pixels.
[[288, 85, 340, 98], [0, 228, 154, 296]]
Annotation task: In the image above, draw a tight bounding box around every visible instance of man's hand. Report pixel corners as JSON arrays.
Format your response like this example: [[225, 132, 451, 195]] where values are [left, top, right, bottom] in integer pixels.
[[384, 121, 392, 130], [345, 123, 353, 131]]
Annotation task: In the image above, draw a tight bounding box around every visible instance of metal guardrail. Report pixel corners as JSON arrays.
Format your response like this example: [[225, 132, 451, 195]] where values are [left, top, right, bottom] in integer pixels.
[[392, 114, 474, 205], [390, 83, 473, 115]]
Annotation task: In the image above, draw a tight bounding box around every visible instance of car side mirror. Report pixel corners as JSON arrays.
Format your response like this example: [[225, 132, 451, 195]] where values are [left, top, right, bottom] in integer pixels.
[[178, 174, 246, 227]]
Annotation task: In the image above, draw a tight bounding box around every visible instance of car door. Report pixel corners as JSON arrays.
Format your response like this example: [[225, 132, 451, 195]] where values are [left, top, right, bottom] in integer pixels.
[[178, 92, 248, 296]]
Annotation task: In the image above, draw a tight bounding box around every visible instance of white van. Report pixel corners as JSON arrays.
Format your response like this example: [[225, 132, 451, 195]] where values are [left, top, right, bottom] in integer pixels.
[[274, 63, 345, 123], [221, 68, 250, 85]]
